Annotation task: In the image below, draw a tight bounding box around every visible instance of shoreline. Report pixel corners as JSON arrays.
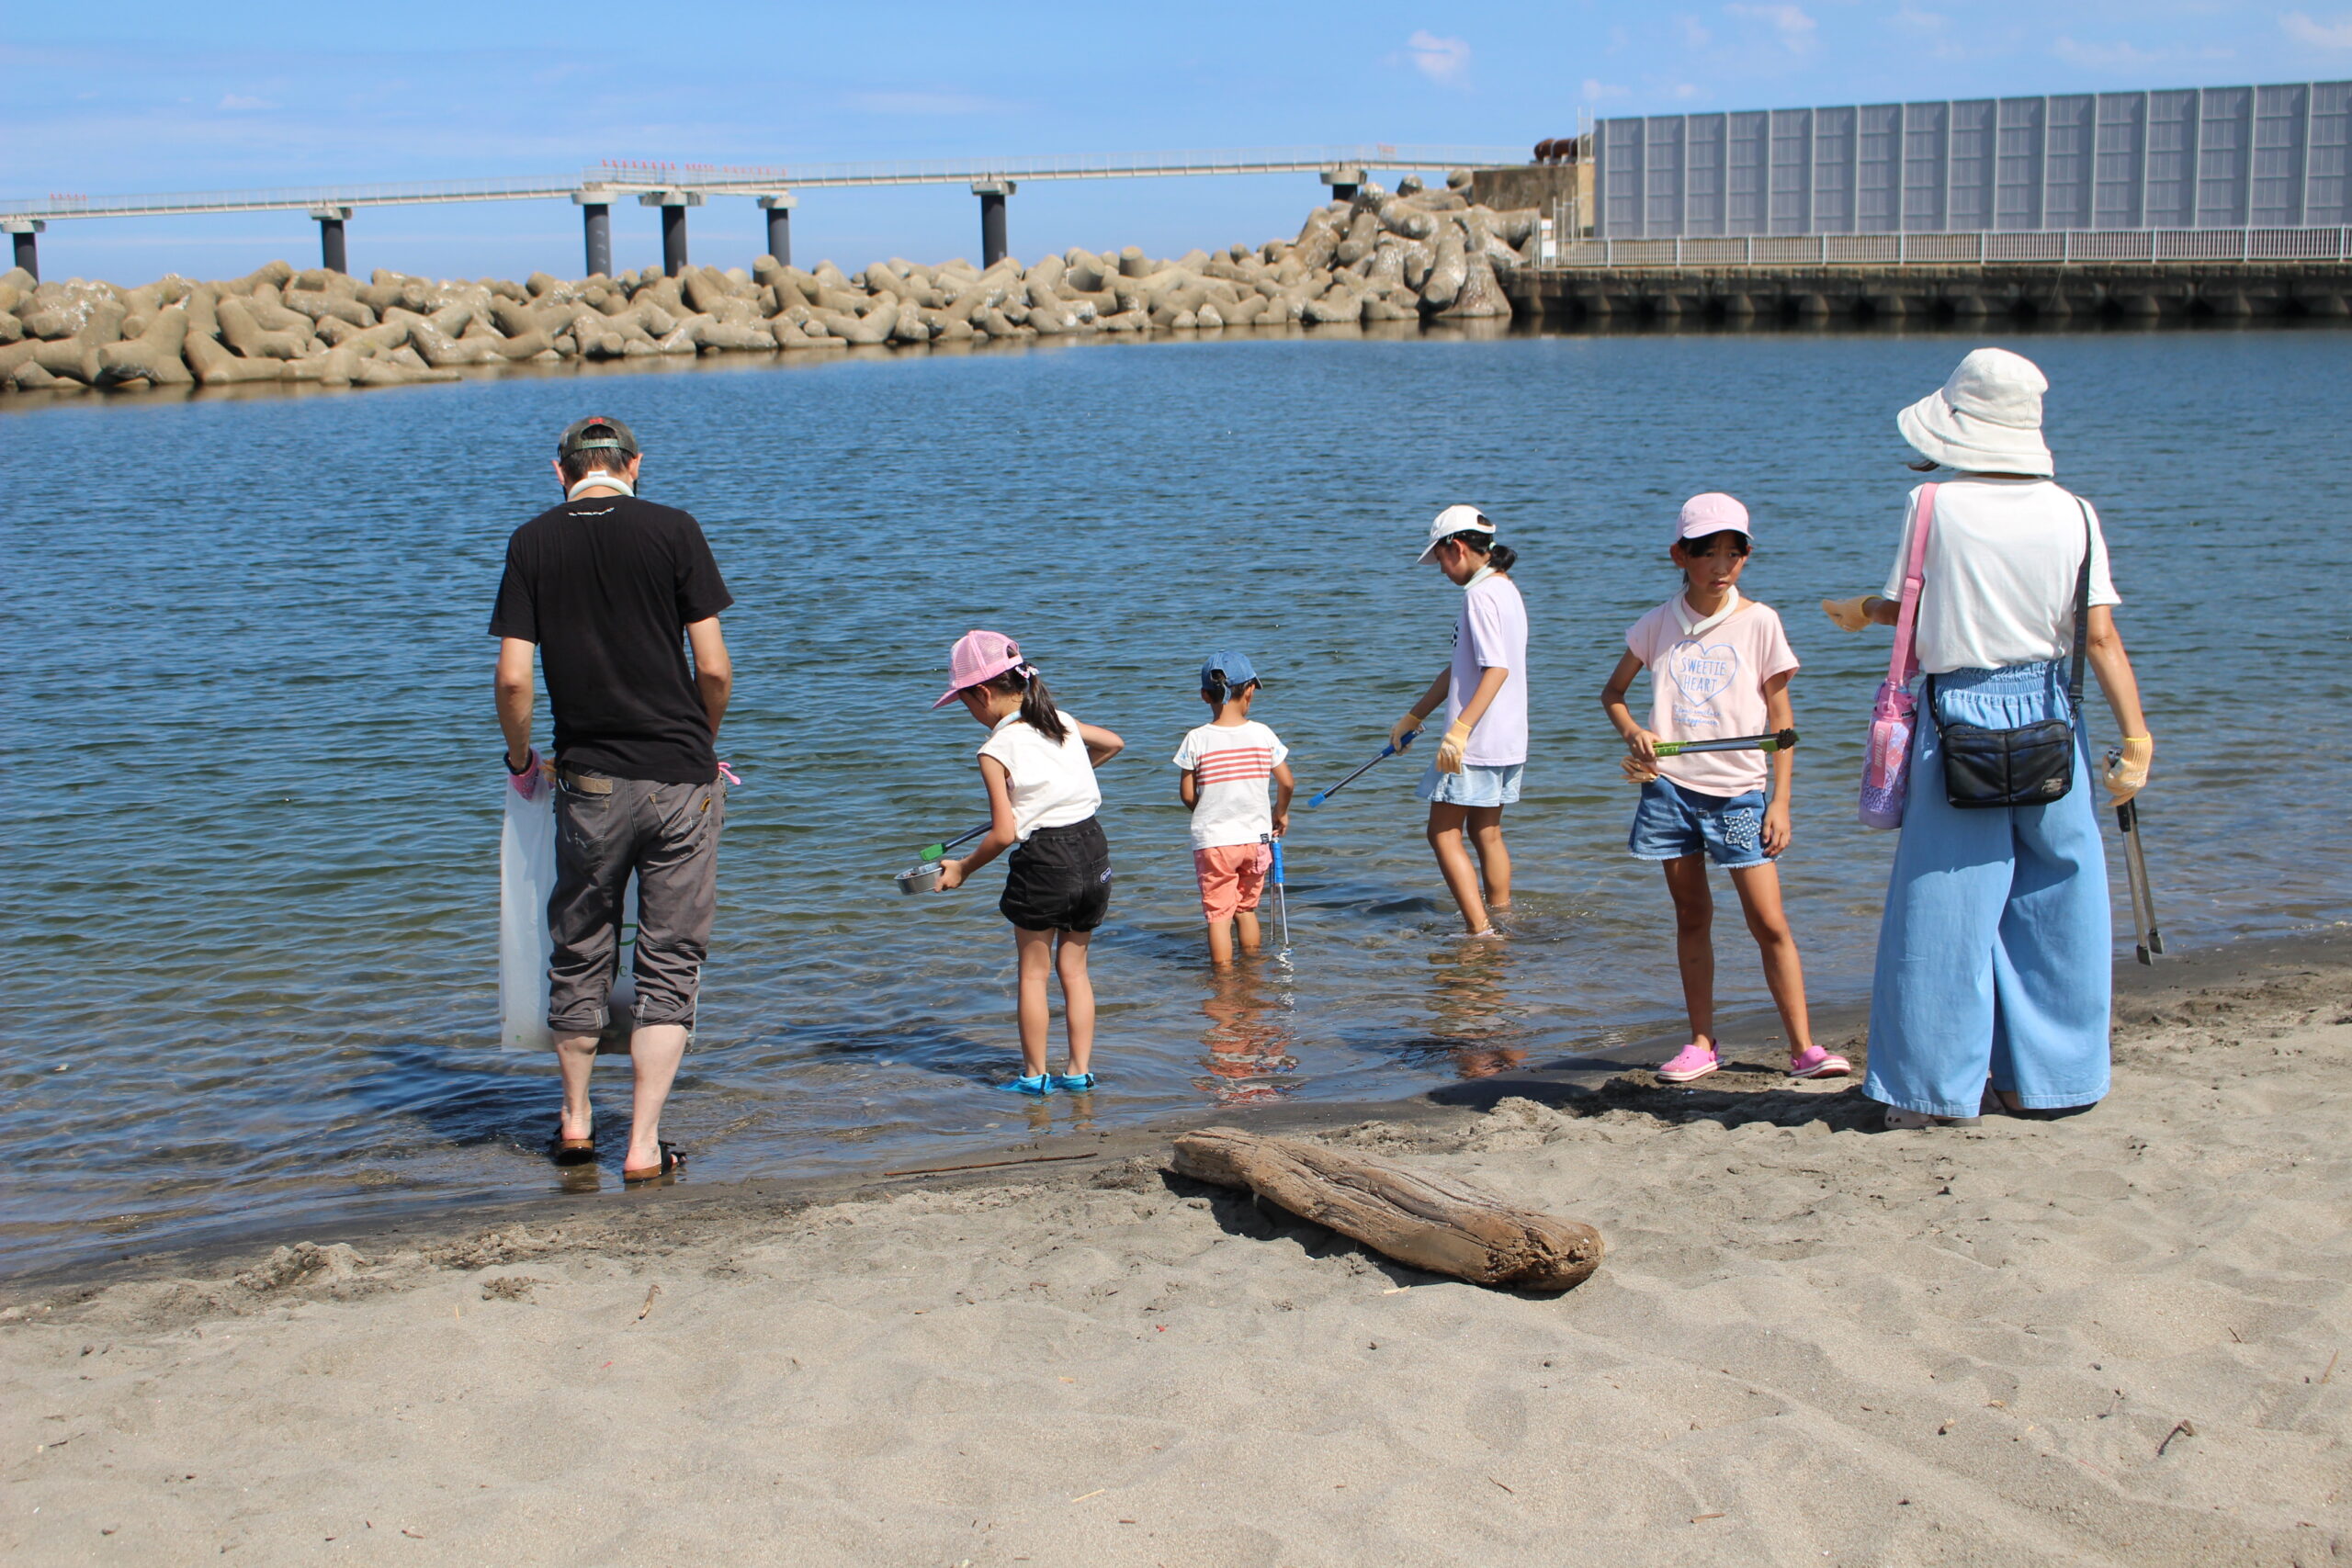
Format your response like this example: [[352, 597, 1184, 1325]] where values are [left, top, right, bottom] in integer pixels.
[[6, 310, 2350, 415], [7, 925, 2339, 1298], [4, 927, 2346, 1564]]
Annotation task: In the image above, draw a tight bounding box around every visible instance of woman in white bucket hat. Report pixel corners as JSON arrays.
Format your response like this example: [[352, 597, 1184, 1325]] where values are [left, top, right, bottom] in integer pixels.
[[1823, 347, 2154, 1130]]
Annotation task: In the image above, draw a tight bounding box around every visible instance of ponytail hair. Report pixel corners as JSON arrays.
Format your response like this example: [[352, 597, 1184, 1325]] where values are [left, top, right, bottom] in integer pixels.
[[1442, 528, 1517, 574], [978, 665, 1069, 745]]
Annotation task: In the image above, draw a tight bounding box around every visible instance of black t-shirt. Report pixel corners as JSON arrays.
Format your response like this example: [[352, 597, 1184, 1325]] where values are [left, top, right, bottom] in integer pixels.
[[489, 494, 734, 783]]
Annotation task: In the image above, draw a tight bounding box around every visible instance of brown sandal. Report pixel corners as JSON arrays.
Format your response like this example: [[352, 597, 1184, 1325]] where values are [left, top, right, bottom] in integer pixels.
[[551, 1120, 595, 1166], [622, 1143, 684, 1183]]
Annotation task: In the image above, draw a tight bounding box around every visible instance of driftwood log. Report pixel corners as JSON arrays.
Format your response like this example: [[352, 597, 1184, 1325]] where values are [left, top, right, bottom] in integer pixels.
[[1170, 1126, 1603, 1292]]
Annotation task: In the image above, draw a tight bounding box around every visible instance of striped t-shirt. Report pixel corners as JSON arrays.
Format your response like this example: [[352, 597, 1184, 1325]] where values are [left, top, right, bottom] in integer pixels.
[[1171, 719, 1290, 850]]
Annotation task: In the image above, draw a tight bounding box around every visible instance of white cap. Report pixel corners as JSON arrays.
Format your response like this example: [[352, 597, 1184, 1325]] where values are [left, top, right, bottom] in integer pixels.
[[1418, 503, 1494, 562], [1896, 346, 2055, 477]]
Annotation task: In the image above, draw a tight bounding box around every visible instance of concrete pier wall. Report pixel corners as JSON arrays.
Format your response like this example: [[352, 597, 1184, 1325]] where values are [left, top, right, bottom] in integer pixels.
[[1503, 262, 2352, 324]]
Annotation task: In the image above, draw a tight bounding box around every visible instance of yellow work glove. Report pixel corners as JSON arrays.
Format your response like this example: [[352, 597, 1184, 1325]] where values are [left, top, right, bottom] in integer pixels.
[[1388, 712, 1425, 751], [2105, 736, 2152, 806], [1821, 596, 1872, 632], [1434, 719, 1475, 774]]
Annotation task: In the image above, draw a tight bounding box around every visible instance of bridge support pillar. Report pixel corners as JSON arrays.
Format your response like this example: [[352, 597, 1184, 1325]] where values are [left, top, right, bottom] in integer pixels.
[[573, 192, 613, 277], [641, 189, 705, 277], [755, 193, 797, 268], [3, 218, 43, 281], [972, 180, 1014, 267], [309, 206, 352, 274], [1320, 165, 1367, 205]]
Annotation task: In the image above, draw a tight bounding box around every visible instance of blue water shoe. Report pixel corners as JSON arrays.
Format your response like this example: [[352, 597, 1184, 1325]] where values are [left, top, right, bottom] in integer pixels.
[[1052, 1071, 1097, 1093], [1000, 1072, 1054, 1097]]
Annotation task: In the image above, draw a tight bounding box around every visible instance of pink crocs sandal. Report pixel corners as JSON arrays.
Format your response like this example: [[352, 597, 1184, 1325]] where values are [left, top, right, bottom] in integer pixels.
[[1787, 1045, 1851, 1079], [1656, 1043, 1719, 1083]]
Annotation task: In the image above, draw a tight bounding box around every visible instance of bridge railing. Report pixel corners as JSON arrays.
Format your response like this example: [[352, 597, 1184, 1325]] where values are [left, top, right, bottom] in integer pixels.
[[0, 147, 1527, 221], [1541, 229, 2352, 268]]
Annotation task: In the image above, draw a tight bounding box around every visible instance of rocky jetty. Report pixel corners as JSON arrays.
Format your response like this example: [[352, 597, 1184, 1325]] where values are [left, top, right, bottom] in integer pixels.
[[0, 175, 1540, 397]]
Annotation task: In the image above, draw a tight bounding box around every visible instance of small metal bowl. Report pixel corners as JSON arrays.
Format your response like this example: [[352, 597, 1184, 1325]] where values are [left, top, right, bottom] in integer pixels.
[[895, 863, 944, 896]]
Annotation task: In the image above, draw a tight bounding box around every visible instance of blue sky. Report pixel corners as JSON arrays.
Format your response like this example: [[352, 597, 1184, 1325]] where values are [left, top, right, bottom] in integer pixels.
[[7, 1, 2346, 281]]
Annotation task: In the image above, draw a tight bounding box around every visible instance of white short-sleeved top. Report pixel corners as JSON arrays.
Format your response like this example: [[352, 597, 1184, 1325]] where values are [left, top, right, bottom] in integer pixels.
[[1172, 719, 1289, 851], [1881, 478, 2121, 675], [978, 711, 1101, 840], [1447, 572, 1529, 766]]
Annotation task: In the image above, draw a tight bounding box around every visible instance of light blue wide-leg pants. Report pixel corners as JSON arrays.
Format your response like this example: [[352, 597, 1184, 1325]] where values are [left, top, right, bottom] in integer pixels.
[[1864, 662, 2111, 1119]]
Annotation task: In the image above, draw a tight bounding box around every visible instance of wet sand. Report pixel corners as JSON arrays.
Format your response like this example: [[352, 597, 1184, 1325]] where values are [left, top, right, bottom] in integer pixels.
[[5, 933, 2347, 1566]]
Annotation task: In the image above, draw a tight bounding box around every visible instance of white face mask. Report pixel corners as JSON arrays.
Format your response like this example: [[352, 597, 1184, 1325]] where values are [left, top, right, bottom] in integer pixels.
[[567, 470, 635, 501], [1464, 563, 1498, 588]]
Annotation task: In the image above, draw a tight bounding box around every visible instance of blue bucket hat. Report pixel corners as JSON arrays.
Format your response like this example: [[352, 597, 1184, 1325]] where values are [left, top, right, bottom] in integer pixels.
[[1199, 649, 1261, 698]]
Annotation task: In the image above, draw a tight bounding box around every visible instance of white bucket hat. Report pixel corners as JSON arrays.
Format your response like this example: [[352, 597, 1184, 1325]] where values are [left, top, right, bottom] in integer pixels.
[[1897, 347, 2055, 477]]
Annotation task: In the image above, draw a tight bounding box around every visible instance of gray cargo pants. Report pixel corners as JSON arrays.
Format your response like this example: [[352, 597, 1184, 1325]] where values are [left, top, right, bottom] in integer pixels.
[[547, 769, 724, 1033]]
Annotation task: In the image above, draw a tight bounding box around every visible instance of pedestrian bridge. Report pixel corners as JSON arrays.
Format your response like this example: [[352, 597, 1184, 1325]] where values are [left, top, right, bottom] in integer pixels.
[[2, 145, 1524, 281]]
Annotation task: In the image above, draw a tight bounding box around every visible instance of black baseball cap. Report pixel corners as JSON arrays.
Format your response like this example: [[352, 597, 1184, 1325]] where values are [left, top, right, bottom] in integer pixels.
[[557, 415, 639, 459]]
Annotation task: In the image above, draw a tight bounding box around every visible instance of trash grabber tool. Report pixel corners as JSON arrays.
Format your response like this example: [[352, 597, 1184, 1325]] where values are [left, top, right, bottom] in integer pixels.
[[921, 822, 991, 863], [1650, 728, 1800, 757], [1307, 730, 1417, 807], [1262, 834, 1290, 952], [2114, 796, 2164, 964]]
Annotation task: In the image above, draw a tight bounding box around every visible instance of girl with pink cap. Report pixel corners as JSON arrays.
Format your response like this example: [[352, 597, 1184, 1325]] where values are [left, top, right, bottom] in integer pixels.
[[1600, 492, 1846, 1087], [929, 630, 1126, 1096]]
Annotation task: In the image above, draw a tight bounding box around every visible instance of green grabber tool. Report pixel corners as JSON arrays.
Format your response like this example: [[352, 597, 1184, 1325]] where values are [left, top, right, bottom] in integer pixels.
[[1651, 728, 1800, 758]]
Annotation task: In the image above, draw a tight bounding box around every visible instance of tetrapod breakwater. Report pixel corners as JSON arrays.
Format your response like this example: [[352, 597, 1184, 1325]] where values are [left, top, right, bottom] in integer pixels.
[[0, 174, 1544, 400]]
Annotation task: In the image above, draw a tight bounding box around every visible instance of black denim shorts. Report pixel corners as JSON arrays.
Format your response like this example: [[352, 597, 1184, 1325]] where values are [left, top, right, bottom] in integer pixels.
[[999, 817, 1113, 932]]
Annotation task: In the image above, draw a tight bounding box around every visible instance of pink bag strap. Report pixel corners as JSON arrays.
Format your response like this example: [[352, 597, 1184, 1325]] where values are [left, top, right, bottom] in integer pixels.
[[1887, 483, 1937, 686]]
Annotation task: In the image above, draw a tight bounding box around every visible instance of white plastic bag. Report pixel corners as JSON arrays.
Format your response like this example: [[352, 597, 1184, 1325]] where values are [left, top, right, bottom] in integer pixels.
[[498, 783, 558, 1052]]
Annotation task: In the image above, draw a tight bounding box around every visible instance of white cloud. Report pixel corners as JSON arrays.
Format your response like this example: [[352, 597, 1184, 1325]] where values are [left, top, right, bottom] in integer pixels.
[[1723, 3, 1817, 51], [1892, 3, 1946, 34], [1676, 15, 1713, 48], [217, 93, 274, 111], [1673, 81, 1705, 99], [1407, 30, 1472, 86], [1582, 76, 1632, 100], [2282, 11, 2352, 47]]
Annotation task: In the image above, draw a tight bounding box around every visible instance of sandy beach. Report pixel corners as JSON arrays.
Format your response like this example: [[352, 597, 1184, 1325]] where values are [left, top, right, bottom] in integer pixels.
[[5, 933, 2346, 1566]]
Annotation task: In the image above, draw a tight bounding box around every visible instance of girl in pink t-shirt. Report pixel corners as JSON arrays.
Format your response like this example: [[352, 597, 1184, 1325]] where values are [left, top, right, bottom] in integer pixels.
[[1599, 493, 1847, 1086]]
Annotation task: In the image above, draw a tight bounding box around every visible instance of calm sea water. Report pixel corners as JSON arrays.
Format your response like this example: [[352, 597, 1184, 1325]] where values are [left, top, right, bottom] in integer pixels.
[[5, 327, 2347, 1275]]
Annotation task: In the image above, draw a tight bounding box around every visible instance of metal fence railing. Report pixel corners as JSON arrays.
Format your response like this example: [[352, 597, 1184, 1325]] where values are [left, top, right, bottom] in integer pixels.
[[1542, 228, 2352, 268], [0, 147, 1529, 222]]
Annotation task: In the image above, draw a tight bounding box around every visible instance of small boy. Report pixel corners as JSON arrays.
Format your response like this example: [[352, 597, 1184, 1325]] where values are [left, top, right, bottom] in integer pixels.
[[1173, 650, 1295, 965]]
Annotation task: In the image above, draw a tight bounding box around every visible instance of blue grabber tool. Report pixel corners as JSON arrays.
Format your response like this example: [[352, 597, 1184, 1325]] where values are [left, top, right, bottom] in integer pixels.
[[1261, 833, 1290, 953], [2109, 751, 2163, 965], [1306, 730, 1417, 807]]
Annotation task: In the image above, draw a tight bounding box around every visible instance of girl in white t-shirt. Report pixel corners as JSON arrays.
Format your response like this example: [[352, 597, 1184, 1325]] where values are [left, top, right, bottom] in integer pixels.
[[1600, 493, 1846, 1087], [931, 629, 1125, 1096]]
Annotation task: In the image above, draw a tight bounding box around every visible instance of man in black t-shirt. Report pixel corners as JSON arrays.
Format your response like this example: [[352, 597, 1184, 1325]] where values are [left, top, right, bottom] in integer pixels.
[[491, 415, 733, 1183]]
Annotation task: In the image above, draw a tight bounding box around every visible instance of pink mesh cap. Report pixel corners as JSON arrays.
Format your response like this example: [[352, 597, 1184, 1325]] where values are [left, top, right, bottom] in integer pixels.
[[932, 629, 1027, 709], [1675, 491, 1751, 543]]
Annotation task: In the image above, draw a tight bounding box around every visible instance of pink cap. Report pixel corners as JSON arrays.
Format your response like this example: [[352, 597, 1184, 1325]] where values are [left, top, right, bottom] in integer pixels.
[[932, 628, 1027, 710], [1675, 491, 1751, 543]]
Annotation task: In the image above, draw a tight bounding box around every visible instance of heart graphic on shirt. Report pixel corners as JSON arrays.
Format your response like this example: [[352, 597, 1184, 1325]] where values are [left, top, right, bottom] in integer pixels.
[[1666, 640, 1739, 711]]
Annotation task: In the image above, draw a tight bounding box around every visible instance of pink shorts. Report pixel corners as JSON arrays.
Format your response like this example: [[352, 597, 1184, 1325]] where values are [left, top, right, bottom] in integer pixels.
[[1193, 842, 1272, 921]]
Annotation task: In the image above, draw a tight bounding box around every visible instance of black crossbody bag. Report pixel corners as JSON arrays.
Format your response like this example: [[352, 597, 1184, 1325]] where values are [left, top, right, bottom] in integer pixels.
[[1928, 502, 2092, 809]]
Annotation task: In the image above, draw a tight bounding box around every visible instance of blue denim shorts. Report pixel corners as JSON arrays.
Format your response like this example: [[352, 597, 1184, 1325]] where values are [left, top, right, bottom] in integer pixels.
[[1629, 778, 1770, 868], [1417, 761, 1523, 808]]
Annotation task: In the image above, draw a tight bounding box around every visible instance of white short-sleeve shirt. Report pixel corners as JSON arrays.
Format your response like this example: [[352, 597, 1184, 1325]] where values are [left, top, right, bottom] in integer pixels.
[[1171, 719, 1290, 850], [978, 711, 1101, 840], [1447, 572, 1529, 766], [1881, 477, 2121, 675]]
